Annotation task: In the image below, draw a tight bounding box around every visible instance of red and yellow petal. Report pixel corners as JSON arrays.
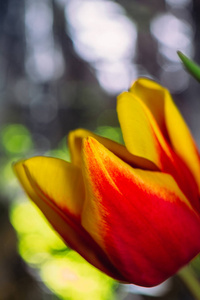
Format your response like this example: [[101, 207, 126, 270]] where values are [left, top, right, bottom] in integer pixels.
[[68, 128, 157, 171], [117, 83, 200, 205], [14, 157, 84, 218], [13, 157, 125, 281], [129, 78, 200, 193], [82, 137, 200, 286]]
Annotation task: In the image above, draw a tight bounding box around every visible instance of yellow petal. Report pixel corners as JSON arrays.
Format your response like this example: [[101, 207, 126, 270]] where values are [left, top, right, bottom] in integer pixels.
[[130, 78, 200, 192], [13, 158, 125, 281], [117, 91, 165, 168], [14, 156, 84, 217], [68, 128, 157, 171], [129, 78, 167, 135], [13, 158, 85, 247], [165, 91, 200, 192]]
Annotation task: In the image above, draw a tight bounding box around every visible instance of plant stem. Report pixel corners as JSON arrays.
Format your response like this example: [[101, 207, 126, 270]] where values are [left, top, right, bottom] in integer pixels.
[[178, 265, 200, 300]]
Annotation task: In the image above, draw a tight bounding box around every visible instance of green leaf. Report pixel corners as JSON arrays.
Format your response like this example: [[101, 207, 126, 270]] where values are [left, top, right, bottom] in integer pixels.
[[178, 51, 200, 82]]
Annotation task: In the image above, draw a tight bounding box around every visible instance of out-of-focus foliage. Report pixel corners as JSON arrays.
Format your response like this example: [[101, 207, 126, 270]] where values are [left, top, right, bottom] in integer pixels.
[[1, 124, 33, 155], [10, 201, 115, 300]]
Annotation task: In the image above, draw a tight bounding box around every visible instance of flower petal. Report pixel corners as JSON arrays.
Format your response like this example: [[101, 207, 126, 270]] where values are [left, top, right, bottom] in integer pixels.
[[129, 78, 200, 193], [117, 83, 200, 205], [13, 157, 125, 281], [82, 137, 200, 286], [68, 128, 157, 170], [117, 91, 162, 168], [15, 157, 84, 217]]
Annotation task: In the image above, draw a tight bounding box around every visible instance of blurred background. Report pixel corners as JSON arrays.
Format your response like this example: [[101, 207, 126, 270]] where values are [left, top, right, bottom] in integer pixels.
[[0, 0, 200, 299]]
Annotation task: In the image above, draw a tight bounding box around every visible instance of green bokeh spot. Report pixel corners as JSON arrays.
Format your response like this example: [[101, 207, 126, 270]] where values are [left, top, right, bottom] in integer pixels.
[[1, 124, 33, 155]]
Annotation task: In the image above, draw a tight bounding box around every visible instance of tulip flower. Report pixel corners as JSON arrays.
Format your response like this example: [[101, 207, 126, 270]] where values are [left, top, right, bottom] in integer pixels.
[[14, 78, 200, 287]]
